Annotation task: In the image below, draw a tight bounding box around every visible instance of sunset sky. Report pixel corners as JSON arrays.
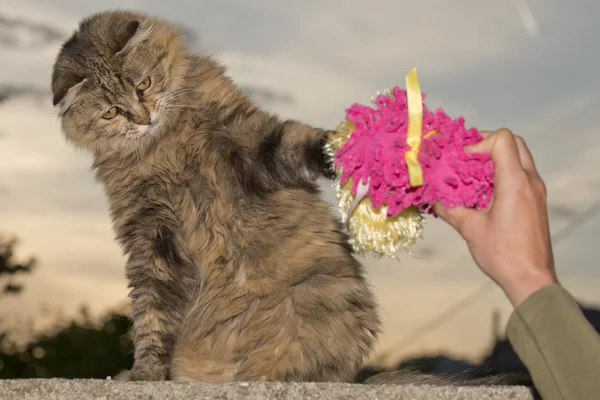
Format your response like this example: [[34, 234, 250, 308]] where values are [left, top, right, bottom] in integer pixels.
[[1, 0, 599, 367]]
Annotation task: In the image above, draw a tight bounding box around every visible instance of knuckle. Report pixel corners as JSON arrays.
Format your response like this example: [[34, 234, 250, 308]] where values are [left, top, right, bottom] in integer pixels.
[[536, 177, 547, 197], [514, 175, 535, 197], [496, 127, 514, 138], [518, 174, 546, 200], [514, 135, 533, 155], [495, 129, 516, 149]]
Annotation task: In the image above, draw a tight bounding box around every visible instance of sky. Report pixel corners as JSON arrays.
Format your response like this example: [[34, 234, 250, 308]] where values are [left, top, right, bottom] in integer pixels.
[[0, 0, 599, 367]]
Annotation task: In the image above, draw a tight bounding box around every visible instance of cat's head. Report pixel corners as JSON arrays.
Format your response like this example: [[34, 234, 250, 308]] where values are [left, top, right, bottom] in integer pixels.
[[51, 10, 190, 154]]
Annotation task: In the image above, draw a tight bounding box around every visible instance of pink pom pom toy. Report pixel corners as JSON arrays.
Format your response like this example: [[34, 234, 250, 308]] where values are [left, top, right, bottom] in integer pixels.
[[324, 68, 494, 256]]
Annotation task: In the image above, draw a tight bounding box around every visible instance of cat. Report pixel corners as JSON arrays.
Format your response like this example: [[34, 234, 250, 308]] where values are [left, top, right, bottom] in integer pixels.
[[51, 10, 380, 382]]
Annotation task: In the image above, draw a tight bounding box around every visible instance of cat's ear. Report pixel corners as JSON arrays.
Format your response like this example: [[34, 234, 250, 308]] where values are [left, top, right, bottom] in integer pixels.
[[115, 20, 154, 56], [53, 78, 86, 113], [113, 20, 139, 54]]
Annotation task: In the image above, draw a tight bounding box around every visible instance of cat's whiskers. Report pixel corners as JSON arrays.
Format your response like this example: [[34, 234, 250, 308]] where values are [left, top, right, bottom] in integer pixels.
[[156, 90, 201, 116], [161, 88, 198, 102], [163, 105, 202, 109], [114, 152, 128, 175]]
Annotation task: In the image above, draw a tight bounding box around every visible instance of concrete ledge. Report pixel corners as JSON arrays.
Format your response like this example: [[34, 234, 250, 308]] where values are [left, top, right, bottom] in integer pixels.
[[0, 379, 536, 399]]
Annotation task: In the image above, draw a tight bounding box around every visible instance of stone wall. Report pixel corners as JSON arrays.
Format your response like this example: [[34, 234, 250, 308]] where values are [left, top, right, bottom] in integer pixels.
[[0, 379, 536, 400]]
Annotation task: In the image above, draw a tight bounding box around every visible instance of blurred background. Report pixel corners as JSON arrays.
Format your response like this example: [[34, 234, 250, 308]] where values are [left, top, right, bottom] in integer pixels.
[[0, 0, 599, 381]]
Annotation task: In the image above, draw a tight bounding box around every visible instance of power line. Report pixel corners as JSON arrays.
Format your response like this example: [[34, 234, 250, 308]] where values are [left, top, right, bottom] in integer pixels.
[[549, 196, 600, 248], [379, 195, 600, 358]]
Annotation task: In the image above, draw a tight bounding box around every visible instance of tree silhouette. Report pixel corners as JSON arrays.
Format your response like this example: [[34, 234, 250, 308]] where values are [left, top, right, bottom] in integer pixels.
[[0, 233, 134, 378], [0, 307, 133, 379], [0, 235, 36, 297]]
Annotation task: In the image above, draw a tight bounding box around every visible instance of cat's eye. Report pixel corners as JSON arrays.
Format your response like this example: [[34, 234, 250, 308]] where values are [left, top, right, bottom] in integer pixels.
[[102, 107, 119, 120], [136, 77, 151, 92]]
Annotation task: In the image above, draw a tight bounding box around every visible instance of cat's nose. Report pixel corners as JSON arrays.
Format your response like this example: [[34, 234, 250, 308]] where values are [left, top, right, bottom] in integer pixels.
[[130, 112, 151, 126]]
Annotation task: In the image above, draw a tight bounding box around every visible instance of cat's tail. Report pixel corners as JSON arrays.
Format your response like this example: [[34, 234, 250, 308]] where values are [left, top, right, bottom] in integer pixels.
[[356, 368, 534, 387]]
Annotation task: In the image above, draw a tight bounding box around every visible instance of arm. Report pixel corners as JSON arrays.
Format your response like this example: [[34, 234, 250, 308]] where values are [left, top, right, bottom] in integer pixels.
[[507, 284, 600, 400], [227, 110, 335, 195], [197, 64, 334, 188], [251, 118, 335, 182], [434, 129, 600, 399]]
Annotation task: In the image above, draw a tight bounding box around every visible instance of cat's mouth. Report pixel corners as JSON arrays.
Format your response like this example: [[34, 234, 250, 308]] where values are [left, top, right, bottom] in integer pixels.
[[127, 122, 159, 140], [125, 110, 162, 140], [125, 131, 147, 140], [125, 125, 151, 140]]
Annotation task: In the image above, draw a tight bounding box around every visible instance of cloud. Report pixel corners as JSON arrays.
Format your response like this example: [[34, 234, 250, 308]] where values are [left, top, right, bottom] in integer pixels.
[[0, 85, 49, 105], [240, 85, 295, 107], [0, 13, 65, 49], [218, 51, 377, 127]]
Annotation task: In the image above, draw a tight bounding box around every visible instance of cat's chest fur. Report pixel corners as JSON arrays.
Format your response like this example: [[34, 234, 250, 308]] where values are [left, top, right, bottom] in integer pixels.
[[99, 131, 240, 273]]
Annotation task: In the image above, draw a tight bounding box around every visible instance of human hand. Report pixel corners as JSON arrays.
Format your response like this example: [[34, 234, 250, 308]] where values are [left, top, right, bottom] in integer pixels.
[[434, 128, 558, 307]]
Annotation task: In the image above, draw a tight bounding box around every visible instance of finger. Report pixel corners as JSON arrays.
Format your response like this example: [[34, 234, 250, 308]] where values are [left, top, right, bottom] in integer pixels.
[[463, 131, 494, 154], [513, 135, 538, 176], [465, 128, 525, 185], [433, 201, 479, 234], [462, 130, 491, 154], [477, 130, 493, 139]]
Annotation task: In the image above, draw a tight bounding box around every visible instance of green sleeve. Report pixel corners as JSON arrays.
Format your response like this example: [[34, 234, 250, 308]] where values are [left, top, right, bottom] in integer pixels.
[[507, 283, 600, 400]]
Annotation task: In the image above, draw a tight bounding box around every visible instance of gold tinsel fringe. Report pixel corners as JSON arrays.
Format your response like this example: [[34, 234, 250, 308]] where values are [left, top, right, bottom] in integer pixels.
[[325, 120, 425, 257]]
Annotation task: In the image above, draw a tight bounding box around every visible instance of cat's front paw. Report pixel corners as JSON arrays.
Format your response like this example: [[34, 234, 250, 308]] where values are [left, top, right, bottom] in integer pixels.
[[114, 366, 167, 381]]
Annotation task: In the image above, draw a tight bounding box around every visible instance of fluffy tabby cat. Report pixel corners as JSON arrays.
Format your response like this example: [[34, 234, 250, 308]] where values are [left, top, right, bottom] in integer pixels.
[[51, 10, 380, 382]]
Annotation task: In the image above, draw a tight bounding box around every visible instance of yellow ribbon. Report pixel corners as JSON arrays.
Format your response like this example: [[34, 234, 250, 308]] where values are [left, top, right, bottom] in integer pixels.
[[405, 67, 424, 187]]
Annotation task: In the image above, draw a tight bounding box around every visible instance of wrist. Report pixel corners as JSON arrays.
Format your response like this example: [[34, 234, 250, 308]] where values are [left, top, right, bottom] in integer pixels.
[[501, 269, 558, 308]]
